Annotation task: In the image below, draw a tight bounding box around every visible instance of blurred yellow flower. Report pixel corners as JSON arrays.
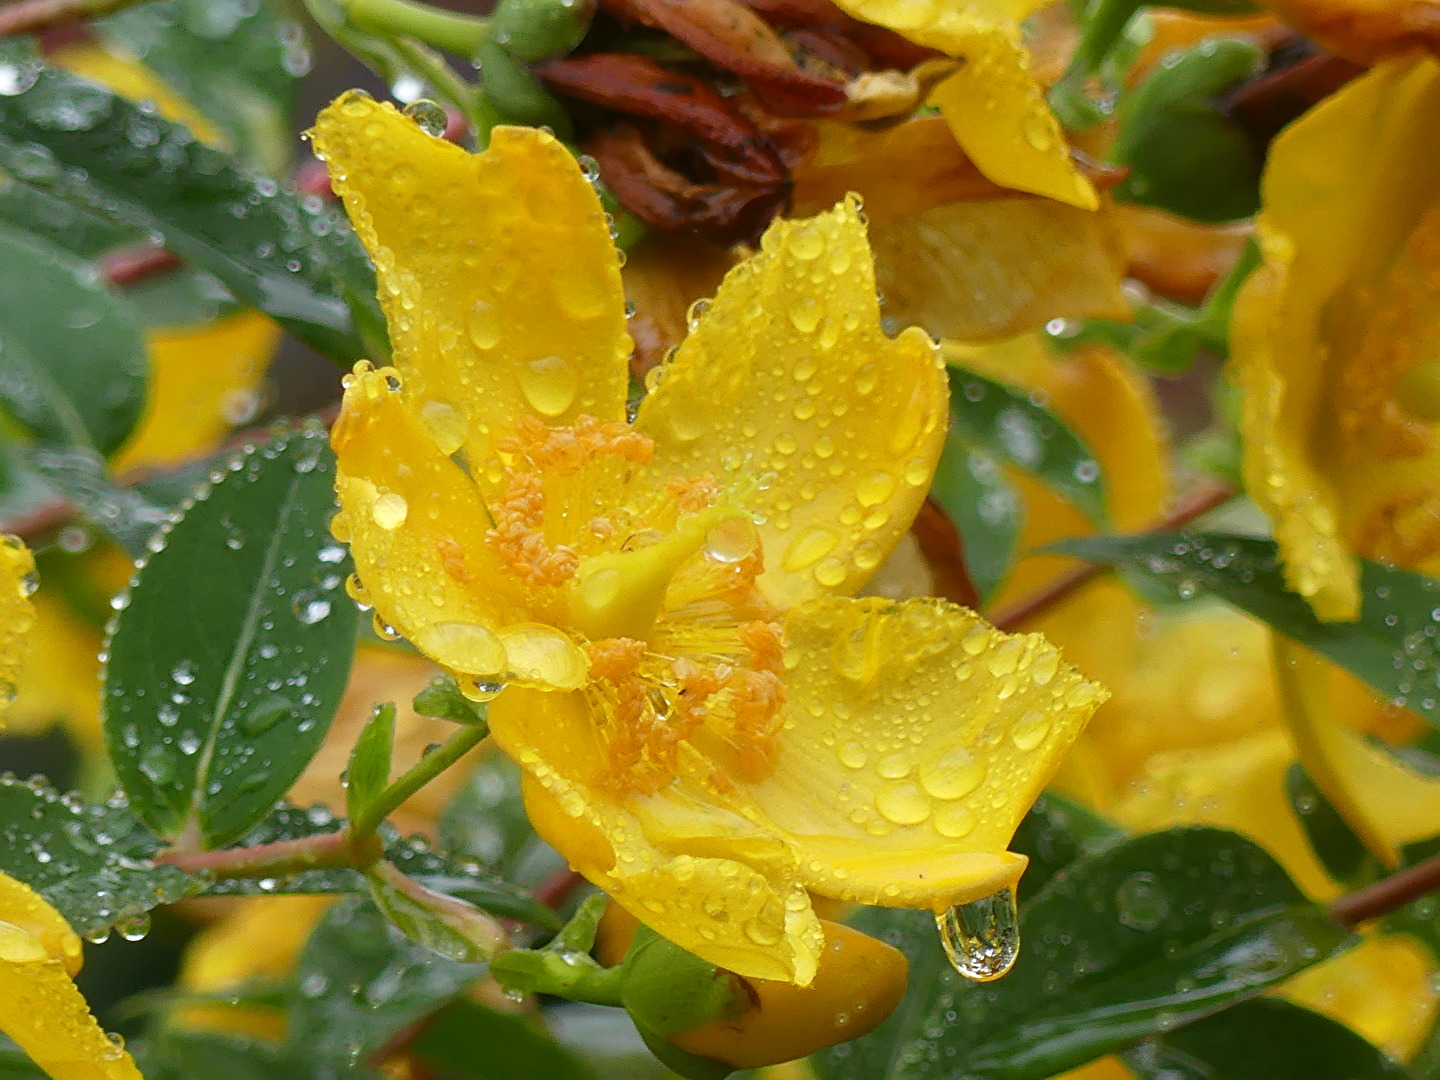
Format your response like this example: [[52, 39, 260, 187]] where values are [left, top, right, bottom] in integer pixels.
[[1231, 54, 1440, 620], [0, 537, 36, 726], [822, 0, 1098, 211], [0, 872, 141, 1080], [312, 91, 1106, 985]]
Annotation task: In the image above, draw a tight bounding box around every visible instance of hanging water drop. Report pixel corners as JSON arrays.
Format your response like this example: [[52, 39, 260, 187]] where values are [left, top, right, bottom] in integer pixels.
[[402, 99, 447, 137], [936, 888, 1019, 982]]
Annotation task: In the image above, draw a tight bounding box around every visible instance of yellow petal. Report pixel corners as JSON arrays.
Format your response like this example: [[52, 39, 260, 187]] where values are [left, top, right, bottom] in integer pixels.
[[330, 362, 535, 655], [819, 0, 1095, 208], [735, 596, 1105, 909], [0, 537, 35, 729], [47, 43, 223, 147], [869, 198, 1128, 344], [0, 872, 142, 1080], [635, 198, 947, 609], [1112, 729, 1335, 899], [1230, 55, 1440, 621], [310, 96, 631, 488], [113, 313, 281, 474], [1271, 636, 1440, 868], [5, 592, 102, 753], [1282, 934, 1439, 1063], [946, 335, 1169, 612], [491, 689, 826, 985]]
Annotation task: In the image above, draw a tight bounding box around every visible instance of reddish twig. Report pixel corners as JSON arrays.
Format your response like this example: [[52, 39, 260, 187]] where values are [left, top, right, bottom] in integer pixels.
[[1329, 851, 1440, 927], [990, 478, 1236, 632], [156, 829, 355, 880], [532, 868, 585, 910], [0, 0, 108, 37], [101, 244, 182, 287]]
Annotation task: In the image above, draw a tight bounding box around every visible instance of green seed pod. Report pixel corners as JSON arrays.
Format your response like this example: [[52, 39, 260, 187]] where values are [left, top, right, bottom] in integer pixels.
[[475, 39, 574, 138], [490, 0, 595, 63]]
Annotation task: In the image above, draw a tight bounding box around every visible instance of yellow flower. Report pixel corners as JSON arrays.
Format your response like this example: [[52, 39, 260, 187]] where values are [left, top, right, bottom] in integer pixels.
[[820, 0, 1098, 211], [312, 91, 1107, 986], [0, 537, 36, 727], [0, 871, 141, 1080], [1231, 54, 1440, 621]]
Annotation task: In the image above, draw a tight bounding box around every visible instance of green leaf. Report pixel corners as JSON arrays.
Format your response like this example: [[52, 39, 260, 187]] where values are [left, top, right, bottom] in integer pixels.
[[930, 431, 1022, 604], [0, 40, 383, 362], [1285, 763, 1380, 890], [365, 861, 508, 964], [347, 703, 396, 824], [945, 365, 1109, 528], [1123, 999, 1411, 1080], [197, 803, 559, 927], [439, 752, 541, 875], [1010, 792, 1123, 902], [816, 827, 1354, 1080], [97, 0, 310, 175], [284, 895, 483, 1074], [25, 445, 167, 558], [1109, 38, 1265, 223], [413, 674, 490, 726], [0, 774, 206, 940], [136, 1031, 313, 1080], [0, 223, 146, 455], [1049, 531, 1440, 727], [411, 999, 598, 1080], [103, 428, 360, 847]]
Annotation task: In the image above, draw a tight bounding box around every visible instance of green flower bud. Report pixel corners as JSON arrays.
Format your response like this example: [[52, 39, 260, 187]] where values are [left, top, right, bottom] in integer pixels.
[[490, 0, 595, 63]]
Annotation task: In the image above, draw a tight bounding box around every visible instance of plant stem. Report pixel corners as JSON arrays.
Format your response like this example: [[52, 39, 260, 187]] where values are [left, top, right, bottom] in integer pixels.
[[1330, 851, 1440, 926], [0, 0, 148, 36], [157, 828, 356, 880], [342, 0, 489, 57], [349, 724, 489, 842], [991, 478, 1236, 632]]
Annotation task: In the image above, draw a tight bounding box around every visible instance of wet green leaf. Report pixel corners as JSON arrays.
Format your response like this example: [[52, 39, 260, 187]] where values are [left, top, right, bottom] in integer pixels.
[[816, 828, 1354, 1080], [930, 430, 1022, 605], [136, 1031, 312, 1080], [1051, 531, 1440, 728], [411, 999, 598, 1080], [24, 445, 167, 559], [0, 223, 147, 456], [0, 40, 382, 362], [0, 774, 205, 940], [1123, 998, 1411, 1080], [945, 365, 1109, 528], [284, 895, 483, 1074], [347, 703, 396, 825], [103, 428, 359, 847], [97, 0, 309, 174], [1285, 763, 1381, 890]]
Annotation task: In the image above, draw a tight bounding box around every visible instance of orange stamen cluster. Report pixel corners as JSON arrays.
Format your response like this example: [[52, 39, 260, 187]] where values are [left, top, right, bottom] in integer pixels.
[[667, 475, 722, 513], [488, 471, 582, 586], [498, 414, 655, 476]]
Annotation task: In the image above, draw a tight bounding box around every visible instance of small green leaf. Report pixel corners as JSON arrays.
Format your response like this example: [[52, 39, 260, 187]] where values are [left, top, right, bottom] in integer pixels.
[[285, 895, 483, 1074], [817, 828, 1354, 1080], [0, 774, 206, 940], [1285, 763, 1381, 890], [1123, 999, 1411, 1080], [0, 40, 383, 362], [413, 674, 490, 726], [366, 861, 508, 963], [347, 703, 396, 825], [410, 999, 598, 1080], [103, 428, 360, 847], [97, 0, 309, 174], [930, 430, 1022, 604], [136, 1031, 311, 1080], [1109, 37, 1265, 223], [1050, 531, 1440, 727], [0, 223, 146, 455], [946, 365, 1109, 528]]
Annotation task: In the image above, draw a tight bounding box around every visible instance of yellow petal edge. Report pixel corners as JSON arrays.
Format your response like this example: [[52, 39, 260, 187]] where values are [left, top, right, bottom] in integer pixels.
[[0, 536, 35, 730]]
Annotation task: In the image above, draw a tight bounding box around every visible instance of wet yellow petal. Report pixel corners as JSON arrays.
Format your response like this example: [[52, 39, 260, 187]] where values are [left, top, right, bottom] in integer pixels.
[[48, 43, 223, 146], [824, 0, 1095, 208], [869, 199, 1128, 344], [113, 313, 280, 474], [0, 537, 35, 729], [635, 198, 946, 609], [311, 96, 630, 486], [1272, 636, 1440, 868], [1230, 55, 1440, 621], [494, 688, 826, 985], [736, 596, 1104, 909], [947, 335, 1169, 611], [6, 593, 102, 752], [0, 872, 142, 1080], [1112, 729, 1334, 899], [1282, 934, 1439, 1063], [330, 362, 535, 655]]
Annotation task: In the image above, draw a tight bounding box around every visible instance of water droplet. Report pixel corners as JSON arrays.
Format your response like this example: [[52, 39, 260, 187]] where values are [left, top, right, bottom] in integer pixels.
[[421, 400, 467, 455], [498, 624, 588, 690], [789, 296, 822, 334], [918, 746, 985, 800], [1114, 871, 1169, 931], [704, 517, 758, 563], [838, 740, 867, 769], [415, 622, 506, 676], [876, 782, 931, 825], [469, 299, 502, 350], [814, 557, 847, 588], [402, 98, 447, 136], [856, 472, 895, 507], [244, 694, 296, 736], [789, 224, 824, 260], [937, 888, 1019, 982], [784, 528, 839, 572], [518, 355, 578, 417], [1011, 709, 1050, 751], [371, 492, 408, 530]]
